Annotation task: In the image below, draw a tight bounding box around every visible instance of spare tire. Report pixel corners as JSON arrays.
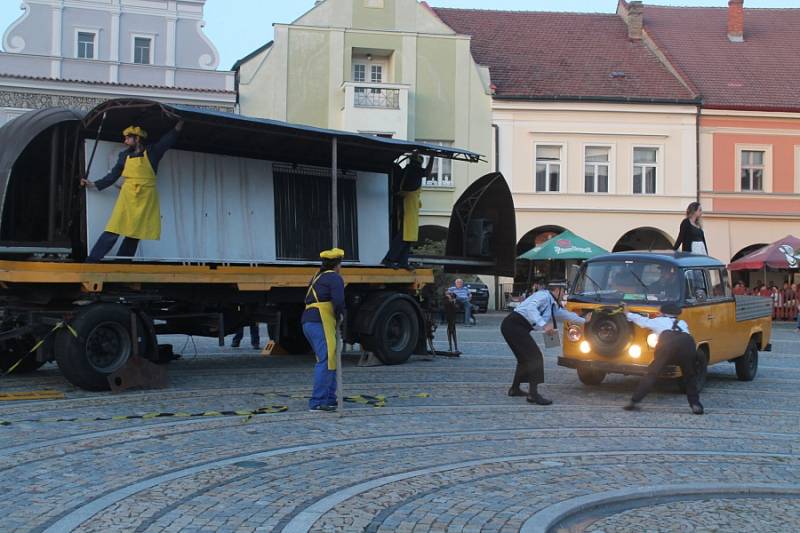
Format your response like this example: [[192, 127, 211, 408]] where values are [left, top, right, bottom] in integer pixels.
[[584, 307, 632, 357]]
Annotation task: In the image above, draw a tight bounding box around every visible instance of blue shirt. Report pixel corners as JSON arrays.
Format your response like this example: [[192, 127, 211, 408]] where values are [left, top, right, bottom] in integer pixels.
[[95, 129, 179, 191], [447, 286, 471, 301], [514, 290, 585, 329], [301, 270, 346, 324]]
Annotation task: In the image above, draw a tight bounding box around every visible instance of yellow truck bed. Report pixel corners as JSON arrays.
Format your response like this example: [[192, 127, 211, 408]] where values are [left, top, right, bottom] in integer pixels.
[[0, 260, 433, 293]]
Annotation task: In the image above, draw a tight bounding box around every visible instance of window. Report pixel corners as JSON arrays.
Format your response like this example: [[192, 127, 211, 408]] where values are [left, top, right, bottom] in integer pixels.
[[685, 269, 708, 302], [353, 63, 366, 82], [706, 268, 732, 299], [535, 145, 562, 192], [272, 165, 358, 261], [633, 147, 658, 194], [741, 150, 764, 192], [77, 31, 96, 59], [421, 142, 453, 187], [370, 65, 383, 84], [585, 146, 610, 193], [133, 37, 152, 65]]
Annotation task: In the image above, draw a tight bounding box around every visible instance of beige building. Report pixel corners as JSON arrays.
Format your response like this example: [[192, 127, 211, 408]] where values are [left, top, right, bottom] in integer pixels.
[[434, 6, 701, 287], [233, 0, 493, 232]]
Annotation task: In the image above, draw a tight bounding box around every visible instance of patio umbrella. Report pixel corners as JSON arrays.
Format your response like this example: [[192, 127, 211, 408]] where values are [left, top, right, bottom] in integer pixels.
[[728, 235, 800, 271], [518, 230, 608, 261]]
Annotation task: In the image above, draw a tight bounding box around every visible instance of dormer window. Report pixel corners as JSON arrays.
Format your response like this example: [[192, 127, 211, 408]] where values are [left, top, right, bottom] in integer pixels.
[[77, 31, 97, 59], [133, 36, 152, 65]]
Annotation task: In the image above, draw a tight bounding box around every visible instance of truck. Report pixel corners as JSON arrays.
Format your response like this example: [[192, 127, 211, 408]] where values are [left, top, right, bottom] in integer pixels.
[[558, 251, 772, 390], [0, 98, 516, 390]]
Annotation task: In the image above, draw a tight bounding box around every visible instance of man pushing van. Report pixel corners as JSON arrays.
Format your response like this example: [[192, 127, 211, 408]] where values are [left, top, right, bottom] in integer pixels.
[[81, 120, 183, 261]]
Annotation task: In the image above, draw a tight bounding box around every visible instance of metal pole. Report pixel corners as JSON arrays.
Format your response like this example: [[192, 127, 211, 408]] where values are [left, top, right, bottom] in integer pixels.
[[48, 127, 59, 241], [332, 137, 344, 416]]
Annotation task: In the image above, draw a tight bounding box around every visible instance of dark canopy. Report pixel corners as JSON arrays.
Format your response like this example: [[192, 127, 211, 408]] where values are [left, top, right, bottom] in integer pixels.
[[82, 99, 483, 173], [446, 172, 517, 277]]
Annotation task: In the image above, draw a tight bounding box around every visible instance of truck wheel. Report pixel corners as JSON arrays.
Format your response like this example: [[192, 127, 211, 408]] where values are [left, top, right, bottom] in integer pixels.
[[55, 304, 133, 391], [0, 336, 46, 374], [278, 308, 311, 355], [735, 340, 759, 382], [362, 299, 419, 365], [681, 348, 708, 393], [577, 367, 606, 386]]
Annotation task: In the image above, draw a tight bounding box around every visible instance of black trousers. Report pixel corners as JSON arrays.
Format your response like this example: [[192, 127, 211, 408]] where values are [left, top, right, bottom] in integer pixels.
[[501, 311, 544, 387], [232, 323, 260, 346], [383, 234, 411, 267], [632, 330, 700, 405], [87, 231, 139, 262]]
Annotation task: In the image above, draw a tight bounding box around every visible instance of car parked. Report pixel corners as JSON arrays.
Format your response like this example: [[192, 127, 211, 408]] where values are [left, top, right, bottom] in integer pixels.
[[466, 281, 490, 313]]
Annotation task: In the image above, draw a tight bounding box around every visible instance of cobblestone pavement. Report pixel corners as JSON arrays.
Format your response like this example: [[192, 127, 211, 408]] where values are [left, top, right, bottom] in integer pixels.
[[1, 313, 798, 532]]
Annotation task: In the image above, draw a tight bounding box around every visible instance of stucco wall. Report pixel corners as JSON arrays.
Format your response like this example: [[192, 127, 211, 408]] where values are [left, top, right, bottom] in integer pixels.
[[286, 29, 330, 127]]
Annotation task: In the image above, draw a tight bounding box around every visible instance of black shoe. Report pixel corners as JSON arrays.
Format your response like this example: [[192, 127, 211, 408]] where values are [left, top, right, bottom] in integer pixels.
[[251, 344, 260, 350], [526, 393, 552, 405], [690, 403, 704, 415], [623, 400, 641, 411], [309, 405, 336, 412], [231, 341, 240, 348], [508, 386, 527, 397]]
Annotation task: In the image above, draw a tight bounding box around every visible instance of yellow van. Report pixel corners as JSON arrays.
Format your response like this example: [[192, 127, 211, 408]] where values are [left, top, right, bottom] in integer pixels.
[[559, 252, 772, 389]]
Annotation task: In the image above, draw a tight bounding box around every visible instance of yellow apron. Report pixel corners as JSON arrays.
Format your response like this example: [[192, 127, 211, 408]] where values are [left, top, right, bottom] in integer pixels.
[[304, 270, 339, 370], [401, 188, 421, 242], [105, 150, 161, 240]]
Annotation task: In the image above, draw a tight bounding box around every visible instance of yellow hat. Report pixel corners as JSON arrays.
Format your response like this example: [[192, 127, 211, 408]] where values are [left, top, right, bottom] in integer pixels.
[[320, 248, 345, 260], [122, 126, 148, 139]]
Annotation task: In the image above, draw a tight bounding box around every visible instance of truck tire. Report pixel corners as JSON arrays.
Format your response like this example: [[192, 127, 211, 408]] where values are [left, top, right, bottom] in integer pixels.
[[680, 348, 708, 393], [735, 339, 759, 382], [0, 336, 46, 374], [278, 307, 311, 355], [55, 304, 134, 391], [361, 299, 419, 365], [577, 367, 606, 386]]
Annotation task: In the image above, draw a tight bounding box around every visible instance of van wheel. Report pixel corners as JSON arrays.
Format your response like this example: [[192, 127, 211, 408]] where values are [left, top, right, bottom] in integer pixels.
[[681, 348, 708, 393], [735, 340, 759, 382], [361, 299, 419, 365], [577, 367, 606, 386], [55, 304, 133, 391]]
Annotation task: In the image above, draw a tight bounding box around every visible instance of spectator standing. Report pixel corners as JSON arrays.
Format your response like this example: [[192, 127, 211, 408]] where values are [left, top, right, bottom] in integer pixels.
[[673, 202, 708, 255]]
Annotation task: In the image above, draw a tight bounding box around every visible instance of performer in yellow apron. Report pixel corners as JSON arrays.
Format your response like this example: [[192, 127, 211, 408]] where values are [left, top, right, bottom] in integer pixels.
[[82, 122, 183, 262], [301, 248, 346, 412], [382, 152, 432, 269]]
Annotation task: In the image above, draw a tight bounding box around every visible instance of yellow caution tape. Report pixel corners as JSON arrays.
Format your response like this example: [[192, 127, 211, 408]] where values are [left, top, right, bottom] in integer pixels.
[[4, 321, 74, 376], [255, 391, 431, 408], [0, 390, 65, 401], [0, 405, 288, 427]]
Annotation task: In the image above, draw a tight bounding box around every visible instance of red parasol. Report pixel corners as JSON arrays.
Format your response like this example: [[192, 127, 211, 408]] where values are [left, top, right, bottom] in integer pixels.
[[728, 235, 800, 271]]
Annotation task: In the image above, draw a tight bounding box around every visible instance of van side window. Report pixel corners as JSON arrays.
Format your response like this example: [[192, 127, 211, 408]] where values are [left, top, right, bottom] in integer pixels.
[[685, 269, 708, 303], [706, 268, 726, 299]]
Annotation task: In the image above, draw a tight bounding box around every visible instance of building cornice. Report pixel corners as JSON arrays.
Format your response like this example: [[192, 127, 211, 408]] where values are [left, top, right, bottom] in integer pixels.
[[492, 100, 698, 116], [273, 23, 471, 41]]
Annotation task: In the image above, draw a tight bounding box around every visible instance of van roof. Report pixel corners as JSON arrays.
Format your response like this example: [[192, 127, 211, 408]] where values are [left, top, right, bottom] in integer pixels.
[[586, 251, 725, 268]]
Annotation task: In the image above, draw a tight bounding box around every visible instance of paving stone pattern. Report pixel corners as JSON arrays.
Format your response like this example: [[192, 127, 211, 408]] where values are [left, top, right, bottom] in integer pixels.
[[1, 313, 799, 532]]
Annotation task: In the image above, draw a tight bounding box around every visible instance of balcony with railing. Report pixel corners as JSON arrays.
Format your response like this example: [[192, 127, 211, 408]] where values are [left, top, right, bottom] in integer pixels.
[[341, 82, 409, 139]]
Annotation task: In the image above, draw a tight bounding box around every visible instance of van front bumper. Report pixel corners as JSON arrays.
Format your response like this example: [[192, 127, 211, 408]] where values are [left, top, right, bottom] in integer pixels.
[[558, 357, 681, 378]]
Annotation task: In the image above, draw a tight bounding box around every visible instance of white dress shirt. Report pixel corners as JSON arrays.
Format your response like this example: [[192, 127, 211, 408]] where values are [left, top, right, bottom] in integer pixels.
[[626, 312, 690, 335], [514, 290, 585, 329]]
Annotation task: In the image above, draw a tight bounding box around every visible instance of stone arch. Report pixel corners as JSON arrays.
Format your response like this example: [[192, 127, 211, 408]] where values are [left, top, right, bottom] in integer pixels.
[[731, 243, 768, 263], [613, 227, 674, 253], [514, 225, 569, 289]]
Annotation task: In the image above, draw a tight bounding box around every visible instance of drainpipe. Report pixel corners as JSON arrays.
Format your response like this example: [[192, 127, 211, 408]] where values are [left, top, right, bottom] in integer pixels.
[[696, 104, 701, 203], [492, 124, 499, 173]]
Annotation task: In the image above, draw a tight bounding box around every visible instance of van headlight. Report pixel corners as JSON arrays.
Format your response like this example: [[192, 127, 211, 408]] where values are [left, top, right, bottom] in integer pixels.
[[567, 325, 583, 342], [628, 344, 642, 359], [646, 333, 659, 349], [579, 341, 591, 354]]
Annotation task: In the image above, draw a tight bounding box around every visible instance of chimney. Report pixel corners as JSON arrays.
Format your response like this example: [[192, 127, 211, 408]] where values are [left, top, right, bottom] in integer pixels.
[[728, 0, 744, 42], [627, 1, 644, 40]]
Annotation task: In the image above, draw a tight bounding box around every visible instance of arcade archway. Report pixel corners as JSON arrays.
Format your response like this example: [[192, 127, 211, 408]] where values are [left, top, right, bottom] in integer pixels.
[[613, 227, 673, 253]]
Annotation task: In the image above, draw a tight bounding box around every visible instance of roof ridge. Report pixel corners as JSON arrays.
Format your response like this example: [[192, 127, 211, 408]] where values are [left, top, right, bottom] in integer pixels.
[[646, 3, 800, 10], [433, 7, 618, 17]]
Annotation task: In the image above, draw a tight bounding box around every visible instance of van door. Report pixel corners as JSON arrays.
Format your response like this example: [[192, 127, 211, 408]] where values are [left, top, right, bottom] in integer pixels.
[[682, 268, 714, 354], [706, 267, 737, 360]]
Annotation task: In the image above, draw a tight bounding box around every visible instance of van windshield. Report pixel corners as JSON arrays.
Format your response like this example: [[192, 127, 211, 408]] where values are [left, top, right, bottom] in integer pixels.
[[571, 261, 681, 303]]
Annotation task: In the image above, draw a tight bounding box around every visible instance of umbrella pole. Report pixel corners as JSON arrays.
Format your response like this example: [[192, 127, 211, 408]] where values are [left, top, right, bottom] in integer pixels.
[[526, 260, 533, 289], [763, 266, 767, 286]]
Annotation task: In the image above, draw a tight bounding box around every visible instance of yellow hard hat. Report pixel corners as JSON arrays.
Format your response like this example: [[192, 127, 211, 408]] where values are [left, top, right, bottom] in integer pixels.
[[320, 248, 345, 260], [122, 126, 148, 139]]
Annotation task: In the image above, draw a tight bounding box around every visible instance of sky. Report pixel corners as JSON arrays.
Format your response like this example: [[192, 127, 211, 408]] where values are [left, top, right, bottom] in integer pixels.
[[1, 0, 797, 70]]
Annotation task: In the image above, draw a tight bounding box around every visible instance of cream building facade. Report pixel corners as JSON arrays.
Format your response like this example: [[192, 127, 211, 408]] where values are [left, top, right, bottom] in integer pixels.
[[234, 0, 493, 232]]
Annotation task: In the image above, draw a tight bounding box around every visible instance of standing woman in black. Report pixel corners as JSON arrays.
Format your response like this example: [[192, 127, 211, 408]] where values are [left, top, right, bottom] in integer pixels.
[[673, 202, 708, 255]]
